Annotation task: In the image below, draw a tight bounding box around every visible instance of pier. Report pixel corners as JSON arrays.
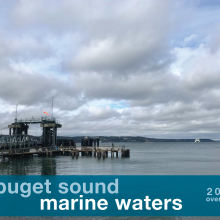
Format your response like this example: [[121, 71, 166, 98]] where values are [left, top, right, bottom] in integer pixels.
[[0, 146, 130, 159], [0, 117, 130, 159]]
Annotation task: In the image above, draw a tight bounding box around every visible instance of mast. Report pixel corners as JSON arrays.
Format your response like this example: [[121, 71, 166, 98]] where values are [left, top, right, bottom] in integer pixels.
[[15, 105, 18, 122], [52, 97, 54, 119]]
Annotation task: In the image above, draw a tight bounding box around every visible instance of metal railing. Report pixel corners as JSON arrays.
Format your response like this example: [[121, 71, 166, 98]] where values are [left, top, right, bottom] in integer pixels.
[[81, 146, 125, 151], [16, 117, 60, 124], [0, 135, 39, 149]]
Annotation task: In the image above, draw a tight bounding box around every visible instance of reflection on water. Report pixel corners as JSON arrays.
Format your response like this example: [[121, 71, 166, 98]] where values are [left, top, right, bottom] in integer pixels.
[[41, 157, 56, 175], [0, 157, 56, 175]]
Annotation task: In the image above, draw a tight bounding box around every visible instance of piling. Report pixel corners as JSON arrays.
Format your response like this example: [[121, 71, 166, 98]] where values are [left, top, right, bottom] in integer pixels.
[[71, 151, 75, 159], [97, 151, 101, 159], [111, 148, 114, 158], [125, 149, 130, 157], [103, 151, 106, 159], [105, 151, 108, 157], [121, 149, 125, 157]]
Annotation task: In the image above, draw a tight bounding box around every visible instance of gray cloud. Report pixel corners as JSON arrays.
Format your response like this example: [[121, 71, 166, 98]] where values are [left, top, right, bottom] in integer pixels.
[[0, 0, 220, 139]]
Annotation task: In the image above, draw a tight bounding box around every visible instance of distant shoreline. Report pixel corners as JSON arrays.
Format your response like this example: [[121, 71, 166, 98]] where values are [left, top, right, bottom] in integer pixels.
[[0, 135, 215, 143], [57, 136, 215, 143]]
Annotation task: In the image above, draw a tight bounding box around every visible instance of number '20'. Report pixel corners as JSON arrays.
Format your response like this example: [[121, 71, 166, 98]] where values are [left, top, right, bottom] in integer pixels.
[[207, 188, 220, 195]]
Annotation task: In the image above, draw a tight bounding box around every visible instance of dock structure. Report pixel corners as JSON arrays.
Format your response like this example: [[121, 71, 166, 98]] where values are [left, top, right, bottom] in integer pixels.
[[8, 117, 62, 147], [0, 145, 130, 159], [0, 118, 130, 159], [81, 136, 100, 147]]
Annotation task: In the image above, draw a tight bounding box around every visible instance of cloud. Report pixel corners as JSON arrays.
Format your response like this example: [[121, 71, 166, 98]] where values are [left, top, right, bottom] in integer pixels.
[[0, 0, 220, 139], [9, 0, 175, 73]]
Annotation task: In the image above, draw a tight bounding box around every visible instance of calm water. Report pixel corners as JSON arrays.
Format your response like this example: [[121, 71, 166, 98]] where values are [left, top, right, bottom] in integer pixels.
[[1, 142, 220, 175], [1, 142, 220, 220]]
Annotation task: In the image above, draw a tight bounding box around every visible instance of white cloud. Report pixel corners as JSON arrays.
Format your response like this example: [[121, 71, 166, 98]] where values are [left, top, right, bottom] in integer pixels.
[[0, 0, 220, 139], [184, 34, 197, 43]]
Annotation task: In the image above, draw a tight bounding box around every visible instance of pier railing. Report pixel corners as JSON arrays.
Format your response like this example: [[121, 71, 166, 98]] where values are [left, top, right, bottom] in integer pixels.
[[93, 146, 125, 151], [0, 135, 39, 149], [16, 117, 60, 124]]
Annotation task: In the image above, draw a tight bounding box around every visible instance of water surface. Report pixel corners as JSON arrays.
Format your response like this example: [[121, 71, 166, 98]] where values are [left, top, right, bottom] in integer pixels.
[[1, 142, 220, 175], [1, 142, 220, 220]]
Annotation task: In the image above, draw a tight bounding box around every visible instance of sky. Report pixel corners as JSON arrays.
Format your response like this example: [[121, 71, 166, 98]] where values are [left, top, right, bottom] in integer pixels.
[[0, 0, 220, 139]]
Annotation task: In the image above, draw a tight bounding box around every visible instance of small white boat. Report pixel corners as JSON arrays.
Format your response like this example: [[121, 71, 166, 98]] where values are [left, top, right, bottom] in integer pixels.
[[195, 138, 200, 143]]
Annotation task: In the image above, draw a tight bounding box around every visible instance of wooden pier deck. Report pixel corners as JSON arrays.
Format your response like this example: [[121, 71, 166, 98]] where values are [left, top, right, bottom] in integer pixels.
[[0, 146, 130, 159]]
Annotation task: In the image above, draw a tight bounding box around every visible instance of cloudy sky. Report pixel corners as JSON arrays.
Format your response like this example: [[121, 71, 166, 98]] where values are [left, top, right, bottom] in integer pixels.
[[0, 0, 220, 139]]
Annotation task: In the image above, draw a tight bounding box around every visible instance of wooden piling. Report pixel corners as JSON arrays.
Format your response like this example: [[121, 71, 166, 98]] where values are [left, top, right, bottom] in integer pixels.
[[71, 151, 75, 159], [111, 150, 114, 158], [97, 151, 101, 159], [121, 149, 125, 157], [103, 151, 106, 159], [125, 149, 130, 157]]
